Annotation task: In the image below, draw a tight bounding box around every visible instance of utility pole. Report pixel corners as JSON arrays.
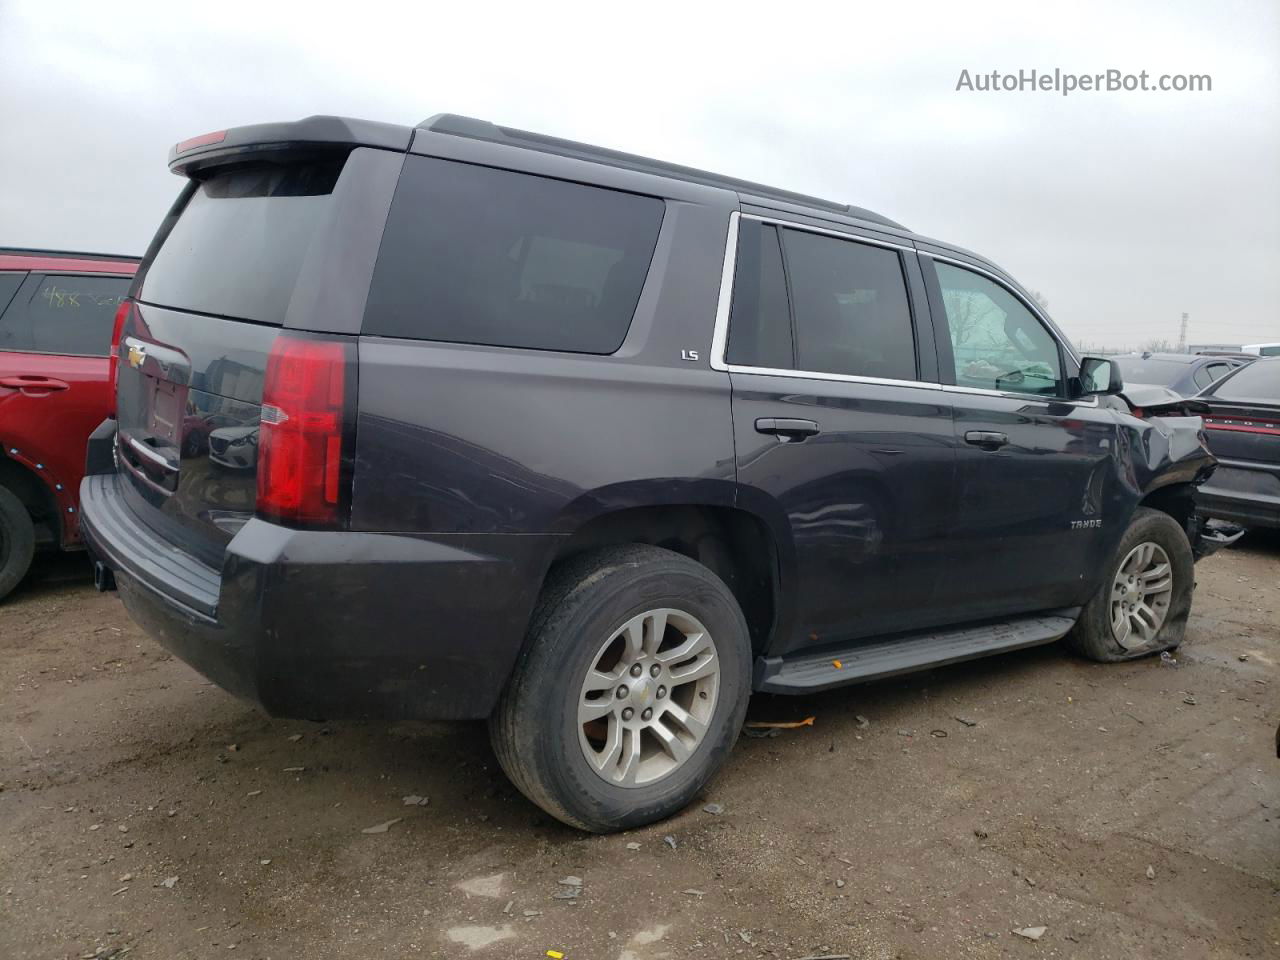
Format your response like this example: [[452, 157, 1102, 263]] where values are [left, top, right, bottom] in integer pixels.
[[1177, 312, 1189, 353]]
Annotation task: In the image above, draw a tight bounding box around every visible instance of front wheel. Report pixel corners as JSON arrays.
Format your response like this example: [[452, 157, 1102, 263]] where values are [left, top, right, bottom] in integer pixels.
[[489, 545, 752, 832], [1065, 507, 1195, 662]]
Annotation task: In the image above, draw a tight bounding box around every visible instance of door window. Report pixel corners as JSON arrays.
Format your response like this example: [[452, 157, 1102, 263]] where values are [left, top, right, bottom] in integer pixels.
[[726, 220, 793, 369], [779, 228, 916, 381], [0, 273, 24, 317], [0, 273, 129, 356], [1205, 362, 1233, 384], [934, 262, 1063, 396]]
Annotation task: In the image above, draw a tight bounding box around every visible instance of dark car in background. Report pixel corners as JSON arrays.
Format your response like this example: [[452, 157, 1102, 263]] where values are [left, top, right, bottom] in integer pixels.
[[1112, 351, 1250, 408], [0, 248, 138, 599], [1195, 357, 1280, 530], [82, 114, 1230, 831]]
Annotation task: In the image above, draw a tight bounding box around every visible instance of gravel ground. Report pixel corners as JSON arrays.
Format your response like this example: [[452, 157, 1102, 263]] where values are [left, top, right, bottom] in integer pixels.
[[1, 538, 1277, 960]]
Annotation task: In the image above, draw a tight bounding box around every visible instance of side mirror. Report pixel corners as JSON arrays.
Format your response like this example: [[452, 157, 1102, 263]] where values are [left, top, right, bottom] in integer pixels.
[[1076, 356, 1124, 397]]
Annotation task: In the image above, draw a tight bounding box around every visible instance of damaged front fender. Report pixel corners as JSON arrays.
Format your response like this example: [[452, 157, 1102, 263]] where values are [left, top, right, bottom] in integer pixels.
[[1118, 411, 1240, 560]]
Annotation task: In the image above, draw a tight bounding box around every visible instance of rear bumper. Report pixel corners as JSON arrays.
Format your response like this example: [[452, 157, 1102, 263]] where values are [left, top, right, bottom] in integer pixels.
[[1197, 464, 1280, 530], [80, 472, 558, 720]]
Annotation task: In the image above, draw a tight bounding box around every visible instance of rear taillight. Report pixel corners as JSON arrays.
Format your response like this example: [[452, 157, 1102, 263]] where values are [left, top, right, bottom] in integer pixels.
[[107, 299, 133, 418], [1204, 416, 1280, 436], [256, 334, 355, 528]]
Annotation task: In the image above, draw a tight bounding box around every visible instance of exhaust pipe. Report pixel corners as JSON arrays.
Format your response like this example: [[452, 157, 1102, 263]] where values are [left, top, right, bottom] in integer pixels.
[[93, 560, 116, 592]]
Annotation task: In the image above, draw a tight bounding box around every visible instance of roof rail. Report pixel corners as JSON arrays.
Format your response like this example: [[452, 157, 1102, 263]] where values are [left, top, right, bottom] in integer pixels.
[[0, 246, 141, 262], [417, 114, 906, 231]]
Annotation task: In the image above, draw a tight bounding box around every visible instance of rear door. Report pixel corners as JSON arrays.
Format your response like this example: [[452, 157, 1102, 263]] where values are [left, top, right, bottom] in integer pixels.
[[722, 215, 956, 654], [921, 254, 1120, 618], [115, 146, 402, 567], [0, 270, 129, 545]]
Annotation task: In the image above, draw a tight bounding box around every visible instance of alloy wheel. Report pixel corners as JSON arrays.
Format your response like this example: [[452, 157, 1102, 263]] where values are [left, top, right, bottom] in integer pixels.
[[1109, 541, 1174, 649], [577, 608, 720, 787]]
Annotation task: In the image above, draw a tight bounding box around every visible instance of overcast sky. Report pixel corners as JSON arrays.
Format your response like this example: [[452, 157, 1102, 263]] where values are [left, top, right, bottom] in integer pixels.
[[1, 0, 1276, 349]]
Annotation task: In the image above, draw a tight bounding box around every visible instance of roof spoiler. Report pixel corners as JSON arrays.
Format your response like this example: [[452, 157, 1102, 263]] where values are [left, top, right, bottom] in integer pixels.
[[167, 116, 413, 176]]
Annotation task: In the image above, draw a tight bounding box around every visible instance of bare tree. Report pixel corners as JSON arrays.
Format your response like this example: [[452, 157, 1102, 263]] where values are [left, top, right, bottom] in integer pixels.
[[943, 290, 1003, 350]]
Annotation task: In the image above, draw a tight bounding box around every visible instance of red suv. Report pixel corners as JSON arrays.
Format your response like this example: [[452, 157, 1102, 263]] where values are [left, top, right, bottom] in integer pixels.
[[0, 248, 138, 599]]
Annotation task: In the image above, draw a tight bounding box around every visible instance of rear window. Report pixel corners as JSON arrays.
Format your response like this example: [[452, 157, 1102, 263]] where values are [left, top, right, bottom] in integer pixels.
[[1210, 360, 1280, 404], [363, 156, 665, 354], [1112, 356, 1188, 386], [140, 156, 346, 325], [0, 273, 129, 356]]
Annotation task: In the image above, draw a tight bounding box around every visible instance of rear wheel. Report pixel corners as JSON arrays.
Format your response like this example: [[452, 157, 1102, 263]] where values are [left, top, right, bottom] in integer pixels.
[[0, 485, 36, 602], [1065, 507, 1194, 662], [490, 545, 751, 832]]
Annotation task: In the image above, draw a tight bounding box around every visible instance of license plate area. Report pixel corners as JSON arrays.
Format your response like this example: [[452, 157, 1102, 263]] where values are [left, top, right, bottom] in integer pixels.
[[149, 379, 182, 445], [118, 376, 184, 494]]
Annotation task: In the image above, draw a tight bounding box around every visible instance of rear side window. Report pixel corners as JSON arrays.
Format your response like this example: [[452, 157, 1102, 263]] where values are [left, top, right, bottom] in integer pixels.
[[0, 273, 129, 356], [364, 156, 665, 354], [726, 220, 793, 369], [141, 156, 346, 325], [1193, 361, 1233, 390], [781, 228, 916, 381]]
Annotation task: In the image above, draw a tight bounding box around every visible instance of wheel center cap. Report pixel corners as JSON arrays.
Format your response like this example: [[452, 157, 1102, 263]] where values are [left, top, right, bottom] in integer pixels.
[[630, 676, 656, 709]]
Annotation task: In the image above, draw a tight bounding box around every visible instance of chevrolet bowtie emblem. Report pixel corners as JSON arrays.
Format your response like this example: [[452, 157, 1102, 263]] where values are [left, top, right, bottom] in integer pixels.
[[127, 343, 146, 368]]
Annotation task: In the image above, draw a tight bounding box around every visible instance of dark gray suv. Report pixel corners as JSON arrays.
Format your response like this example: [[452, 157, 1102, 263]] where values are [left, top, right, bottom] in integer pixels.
[[81, 114, 1232, 832]]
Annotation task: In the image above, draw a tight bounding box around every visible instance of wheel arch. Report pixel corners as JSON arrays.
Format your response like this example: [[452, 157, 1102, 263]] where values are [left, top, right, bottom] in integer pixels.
[[546, 491, 795, 657], [1137, 481, 1199, 539], [0, 449, 61, 548]]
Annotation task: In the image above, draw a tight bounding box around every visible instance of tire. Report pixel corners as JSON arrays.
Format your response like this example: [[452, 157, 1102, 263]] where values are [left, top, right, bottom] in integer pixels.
[[0, 485, 36, 602], [489, 544, 752, 833], [1065, 507, 1194, 662]]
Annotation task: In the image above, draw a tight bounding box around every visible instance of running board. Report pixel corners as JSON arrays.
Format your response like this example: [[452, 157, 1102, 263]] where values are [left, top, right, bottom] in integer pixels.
[[754, 610, 1079, 694]]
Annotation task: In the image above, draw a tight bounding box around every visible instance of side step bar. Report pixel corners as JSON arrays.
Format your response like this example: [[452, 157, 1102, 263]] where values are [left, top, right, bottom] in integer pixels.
[[754, 610, 1079, 694]]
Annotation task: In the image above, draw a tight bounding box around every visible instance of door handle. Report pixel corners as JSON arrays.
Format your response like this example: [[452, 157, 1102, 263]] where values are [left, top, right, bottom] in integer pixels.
[[756, 417, 821, 442], [964, 430, 1009, 450], [0, 375, 70, 394]]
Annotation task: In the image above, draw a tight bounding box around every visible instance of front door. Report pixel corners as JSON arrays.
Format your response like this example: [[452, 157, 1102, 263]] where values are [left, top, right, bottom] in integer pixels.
[[920, 254, 1120, 619], [722, 215, 955, 656]]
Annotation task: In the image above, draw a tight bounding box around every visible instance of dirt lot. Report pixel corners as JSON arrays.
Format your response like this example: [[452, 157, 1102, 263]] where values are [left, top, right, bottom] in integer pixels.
[[2, 541, 1277, 960]]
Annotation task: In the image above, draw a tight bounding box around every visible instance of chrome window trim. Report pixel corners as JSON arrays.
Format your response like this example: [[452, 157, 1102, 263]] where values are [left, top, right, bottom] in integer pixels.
[[708, 211, 934, 392], [739, 212, 916, 252], [940, 382, 1100, 407], [722, 361, 943, 391], [708, 210, 739, 373], [711, 213, 1100, 406]]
